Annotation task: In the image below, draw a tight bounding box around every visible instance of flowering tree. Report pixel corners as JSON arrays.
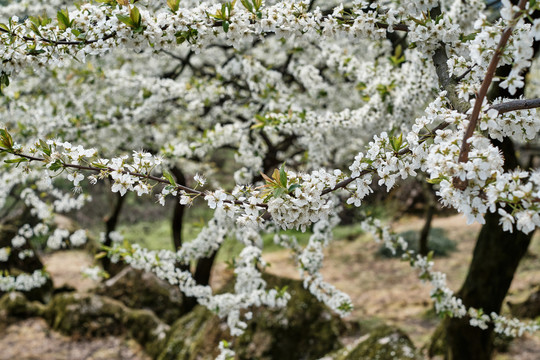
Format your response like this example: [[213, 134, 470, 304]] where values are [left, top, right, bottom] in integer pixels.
[[1, 0, 540, 358]]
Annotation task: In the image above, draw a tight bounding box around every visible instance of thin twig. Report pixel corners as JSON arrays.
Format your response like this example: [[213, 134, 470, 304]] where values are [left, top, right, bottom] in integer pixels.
[[0, 147, 268, 208], [455, 64, 477, 83], [0, 27, 116, 46]]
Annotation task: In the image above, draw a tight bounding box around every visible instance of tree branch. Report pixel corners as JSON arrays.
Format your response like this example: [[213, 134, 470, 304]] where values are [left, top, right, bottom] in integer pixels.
[[490, 98, 540, 114], [0, 6, 409, 51], [457, 0, 528, 164], [0, 147, 268, 208]]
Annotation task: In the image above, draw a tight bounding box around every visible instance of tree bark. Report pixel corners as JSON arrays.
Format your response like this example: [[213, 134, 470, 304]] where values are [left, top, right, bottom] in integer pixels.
[[170, 166, 186, 252], [101, 191, 126, 275], [445, 212, 532, 359], [419, 183, 435, 256], [181, 252, 218, 313]]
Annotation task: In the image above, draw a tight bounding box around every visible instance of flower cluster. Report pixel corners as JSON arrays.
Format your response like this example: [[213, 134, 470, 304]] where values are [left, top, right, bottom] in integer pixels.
[[81, 266, 108, 281], [0, 0, 492, 83], [267, 169, 341, 232], [105, 236, 290, 337], [362, 216, 539, 337], [0, 270, 49, 292]]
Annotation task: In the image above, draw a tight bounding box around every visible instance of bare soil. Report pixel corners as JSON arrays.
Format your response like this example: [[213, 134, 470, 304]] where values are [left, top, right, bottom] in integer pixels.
[[0, 318, 149, 360], [43, 250, 99, 292], [259, 214, 540, 359], [0, 250, 149, 360]]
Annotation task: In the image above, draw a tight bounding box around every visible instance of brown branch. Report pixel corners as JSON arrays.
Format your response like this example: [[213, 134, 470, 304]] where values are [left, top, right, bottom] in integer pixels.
[[451, 0, 527, 190], [320, 120, 451, 195], [375, 22, 409, 32], [490, 98, 540, 114], [432, 46, 470, 113], [0, 147, 198, 192], [320, 169, 372, 195], [321, 7, 409, 32], [457, 0, 527, 164]]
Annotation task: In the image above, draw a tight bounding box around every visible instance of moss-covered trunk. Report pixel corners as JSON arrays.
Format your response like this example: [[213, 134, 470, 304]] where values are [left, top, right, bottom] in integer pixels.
[[444, 210, 532, 359]]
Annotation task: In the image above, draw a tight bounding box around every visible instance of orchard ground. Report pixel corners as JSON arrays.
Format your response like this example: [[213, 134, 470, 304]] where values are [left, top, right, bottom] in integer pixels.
[[1, 214, 538, 360]]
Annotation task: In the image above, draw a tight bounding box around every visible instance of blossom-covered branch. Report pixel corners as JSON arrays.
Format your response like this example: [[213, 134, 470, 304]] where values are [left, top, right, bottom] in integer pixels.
[[457, 0, 527, 166]]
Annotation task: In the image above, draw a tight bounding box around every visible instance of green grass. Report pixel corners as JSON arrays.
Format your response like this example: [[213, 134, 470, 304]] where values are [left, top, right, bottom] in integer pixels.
[[376, 227, 457, 258], [117, 220, 175, 251], [116, 218, 366, 260]]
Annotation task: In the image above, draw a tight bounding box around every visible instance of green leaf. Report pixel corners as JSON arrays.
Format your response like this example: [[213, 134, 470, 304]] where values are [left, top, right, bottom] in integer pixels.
[[275, 285, 288, 298], [273, 187, 285, 198], [27, 48, 46, 56], [94, 251, 108, 260], [222, 20, 229, 33], [56, 9, 71, 30], [395, 44, 402, 58], [287, 184, 301, 193], [250, 114, 266, 129], [130, 6, 141, 27], [0, 128, 13, 149], [241, 0, 253, 12], [29, 23, 41, 37], [163, 169, 177, 186], [175, 28, 198, 44], [0, 72, 10, 88], [279, 163, 287, 187], [4, 158, 28, 165], [91, 161, 108, 169], [49, 161, 63, 171], [133, 25, 145, 34], [221, 3, 228, 18], [39, 139, 51, 156], [116, 14, 134, 27], [390, 133, 403, 152], [167, 0, 180, 12], [460, 32, 477, 42]]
